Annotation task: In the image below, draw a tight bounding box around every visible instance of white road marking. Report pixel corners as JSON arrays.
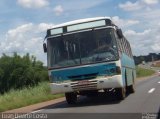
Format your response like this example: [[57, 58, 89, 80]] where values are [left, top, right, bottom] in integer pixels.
[[148, 88, 155, 93], [158, 81, 160, 84], [31, 109, 43, 113]]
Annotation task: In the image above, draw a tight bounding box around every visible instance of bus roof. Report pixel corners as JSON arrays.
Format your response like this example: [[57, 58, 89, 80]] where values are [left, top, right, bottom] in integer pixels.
[[51, 17, 112, 29]]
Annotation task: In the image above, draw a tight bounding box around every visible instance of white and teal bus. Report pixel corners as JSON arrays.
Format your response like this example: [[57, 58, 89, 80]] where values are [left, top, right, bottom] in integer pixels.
[[43, 17, 136, 104]]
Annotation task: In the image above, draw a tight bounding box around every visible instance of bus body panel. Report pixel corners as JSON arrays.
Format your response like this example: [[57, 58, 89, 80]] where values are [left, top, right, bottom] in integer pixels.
[[121, 53, 136, 87], [50, 75, 123, 94], [49, 61, 119, 82], [49, 60, 125, 94]]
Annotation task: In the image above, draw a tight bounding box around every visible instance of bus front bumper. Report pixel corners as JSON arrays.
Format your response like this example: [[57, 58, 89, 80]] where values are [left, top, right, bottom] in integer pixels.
[[50, 75, 123, 94]]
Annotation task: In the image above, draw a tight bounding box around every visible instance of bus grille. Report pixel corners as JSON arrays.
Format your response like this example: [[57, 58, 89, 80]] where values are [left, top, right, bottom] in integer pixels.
[[70, 80, 97, 91]]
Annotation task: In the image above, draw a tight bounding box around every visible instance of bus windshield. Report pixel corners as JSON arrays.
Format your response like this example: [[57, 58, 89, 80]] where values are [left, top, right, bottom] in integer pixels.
[[47, 28, 119, 68]]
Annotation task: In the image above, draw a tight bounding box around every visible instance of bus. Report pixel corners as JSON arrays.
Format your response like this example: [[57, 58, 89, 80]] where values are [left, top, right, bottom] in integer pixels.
[[43, 17, 136, 104]]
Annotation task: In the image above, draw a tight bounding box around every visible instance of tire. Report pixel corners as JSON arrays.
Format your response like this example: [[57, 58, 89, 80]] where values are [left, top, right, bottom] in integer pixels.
[[128, 84, 135, 93], [65, 92, 77, 104], [128, 72, 135, 93], [124, 71, 129, 94], [115, 87, 126, 100]]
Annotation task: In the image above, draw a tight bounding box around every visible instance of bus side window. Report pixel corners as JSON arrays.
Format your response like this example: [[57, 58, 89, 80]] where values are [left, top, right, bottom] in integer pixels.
[[121, 38, 125, 53], [129, 44, 133, 58], [114, 30, 122, 56], [114, 31, 122, 51], [125, 41, 128, 57], [127, 41, 131, 57], [124, 38, 128, 55], [127, 42, 130, 57]]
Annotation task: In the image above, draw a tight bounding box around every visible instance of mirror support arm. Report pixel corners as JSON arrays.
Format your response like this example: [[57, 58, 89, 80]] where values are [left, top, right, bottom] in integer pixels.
[[43, 35, 47, 53]]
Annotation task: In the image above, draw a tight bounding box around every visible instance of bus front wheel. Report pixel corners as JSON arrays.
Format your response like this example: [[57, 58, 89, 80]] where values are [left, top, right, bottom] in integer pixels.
[[65, 92, 77, 104], [115, 87, 126, 100]]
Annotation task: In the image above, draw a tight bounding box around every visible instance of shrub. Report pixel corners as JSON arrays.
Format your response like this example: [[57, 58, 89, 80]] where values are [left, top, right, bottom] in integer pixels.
[[0, 53, 48, 94]]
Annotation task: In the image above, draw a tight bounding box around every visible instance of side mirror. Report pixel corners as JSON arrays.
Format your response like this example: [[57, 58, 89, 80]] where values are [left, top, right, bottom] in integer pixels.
[[43, 43, 47, 53], [117, 29, 123, 39]]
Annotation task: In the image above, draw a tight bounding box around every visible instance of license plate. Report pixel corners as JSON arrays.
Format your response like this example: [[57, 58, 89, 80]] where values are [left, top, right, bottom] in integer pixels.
[[78, 80, 90, 85]]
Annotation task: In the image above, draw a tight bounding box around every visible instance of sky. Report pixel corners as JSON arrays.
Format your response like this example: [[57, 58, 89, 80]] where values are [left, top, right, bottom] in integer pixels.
[[0, 0, 160, 64]]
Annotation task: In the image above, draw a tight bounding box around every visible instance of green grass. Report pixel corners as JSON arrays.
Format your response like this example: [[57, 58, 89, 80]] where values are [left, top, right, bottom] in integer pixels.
[[136, 67, 155, 78], [0, 82, 64, 112]]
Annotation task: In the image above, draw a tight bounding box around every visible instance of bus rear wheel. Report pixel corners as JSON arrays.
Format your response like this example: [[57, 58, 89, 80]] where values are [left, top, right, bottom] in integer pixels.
[[128, 84, 135, 93], [128, 73, 135, 94], [65, 92, 77, 104], [115, 87, 126, 100]]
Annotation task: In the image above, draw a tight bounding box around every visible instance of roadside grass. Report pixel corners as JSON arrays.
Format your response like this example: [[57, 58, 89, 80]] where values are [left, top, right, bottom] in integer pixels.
[[136, 66, 155, 78], [0, 82, 64, 112]]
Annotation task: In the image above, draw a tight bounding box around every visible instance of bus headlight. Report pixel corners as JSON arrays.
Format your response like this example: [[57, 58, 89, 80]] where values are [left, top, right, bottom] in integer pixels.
[[105, 66, 121, 76]]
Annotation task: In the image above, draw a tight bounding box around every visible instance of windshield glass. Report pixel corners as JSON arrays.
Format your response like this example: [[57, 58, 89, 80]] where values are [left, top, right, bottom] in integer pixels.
[[47, 28, 118, 68]]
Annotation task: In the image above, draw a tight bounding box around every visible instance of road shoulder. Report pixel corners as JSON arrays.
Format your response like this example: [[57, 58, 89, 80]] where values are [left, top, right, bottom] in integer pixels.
[[4, 97, 65, 113]]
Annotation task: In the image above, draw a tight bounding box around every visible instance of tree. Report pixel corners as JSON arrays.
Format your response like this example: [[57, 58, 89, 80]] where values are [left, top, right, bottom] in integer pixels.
[[0, 53, 48, 94]]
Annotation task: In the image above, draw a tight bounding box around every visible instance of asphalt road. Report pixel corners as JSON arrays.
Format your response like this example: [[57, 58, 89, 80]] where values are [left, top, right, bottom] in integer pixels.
[[29, 76, 160, 119], [18, 76, 160, 119]]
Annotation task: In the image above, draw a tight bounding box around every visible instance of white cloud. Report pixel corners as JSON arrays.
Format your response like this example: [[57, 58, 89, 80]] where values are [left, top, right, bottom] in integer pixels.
[[151, 43, 160, 52], [0, 23, 54, 64], [118, 0, 160, 55], [17, 0, 49, 8], [134, 9, 160, 20], [124, 27, 160, 55], [53, 5, 64, 16], [119, 0, 159, 11], [142, 0, 159, 5], [112, 16, 139, 28], [37, 23, 54, 33], [118, 1, 142, 11], [124, 29, 151, 36]]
